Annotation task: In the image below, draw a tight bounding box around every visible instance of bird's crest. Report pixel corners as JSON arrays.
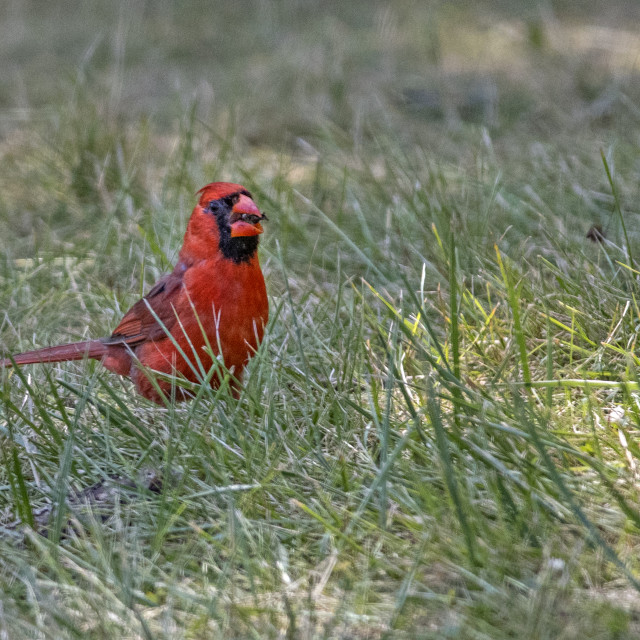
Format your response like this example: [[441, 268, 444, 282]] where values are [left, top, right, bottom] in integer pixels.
[[197, 182, 251, 205]]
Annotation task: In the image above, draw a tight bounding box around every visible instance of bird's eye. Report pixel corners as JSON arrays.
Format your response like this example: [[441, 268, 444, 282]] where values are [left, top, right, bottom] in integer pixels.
[[209, 195, 239, 214], [222, 194, 239, 208]]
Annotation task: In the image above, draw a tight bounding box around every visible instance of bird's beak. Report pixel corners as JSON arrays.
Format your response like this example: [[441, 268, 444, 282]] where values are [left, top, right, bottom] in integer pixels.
[[230, 194, 266, 237]]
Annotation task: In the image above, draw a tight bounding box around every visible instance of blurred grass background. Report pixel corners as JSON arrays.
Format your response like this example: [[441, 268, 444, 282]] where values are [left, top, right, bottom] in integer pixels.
[[2, 0, 640, 638]]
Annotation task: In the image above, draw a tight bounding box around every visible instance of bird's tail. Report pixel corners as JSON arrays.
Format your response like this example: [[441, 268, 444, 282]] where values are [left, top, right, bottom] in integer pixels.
[[0, 340, 108, 367]]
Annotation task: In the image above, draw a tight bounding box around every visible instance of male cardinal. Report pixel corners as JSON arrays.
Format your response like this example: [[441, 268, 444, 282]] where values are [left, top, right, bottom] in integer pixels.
[[0, 182, 269, 403]]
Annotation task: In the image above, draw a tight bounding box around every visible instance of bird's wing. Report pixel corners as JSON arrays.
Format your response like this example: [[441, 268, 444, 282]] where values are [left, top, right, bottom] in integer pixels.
[[105, 270, 185, 347]]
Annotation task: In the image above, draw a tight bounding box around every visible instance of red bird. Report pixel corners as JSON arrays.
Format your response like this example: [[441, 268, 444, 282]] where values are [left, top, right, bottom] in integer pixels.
[[1, 182, 269, 403]]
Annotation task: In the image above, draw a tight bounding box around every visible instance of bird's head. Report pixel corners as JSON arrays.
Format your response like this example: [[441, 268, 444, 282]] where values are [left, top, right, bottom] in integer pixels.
[[183, 182, 268, 263]]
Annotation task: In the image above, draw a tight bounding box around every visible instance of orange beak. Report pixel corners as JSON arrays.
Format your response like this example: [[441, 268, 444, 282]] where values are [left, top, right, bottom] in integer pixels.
[[230, 194, 265, 237]]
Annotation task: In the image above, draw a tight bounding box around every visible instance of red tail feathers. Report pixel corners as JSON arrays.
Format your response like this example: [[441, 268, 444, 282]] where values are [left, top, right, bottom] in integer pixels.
[[0, 340, 108, 367]]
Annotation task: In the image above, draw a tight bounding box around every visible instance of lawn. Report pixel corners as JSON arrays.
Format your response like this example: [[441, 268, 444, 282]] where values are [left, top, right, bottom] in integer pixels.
[[2, 1, 640, 637]]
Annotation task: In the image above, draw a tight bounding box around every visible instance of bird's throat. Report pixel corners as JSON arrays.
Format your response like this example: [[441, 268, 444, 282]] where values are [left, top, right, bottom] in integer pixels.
[[218, 234, 260, 264], [213, 211, 260, 264]]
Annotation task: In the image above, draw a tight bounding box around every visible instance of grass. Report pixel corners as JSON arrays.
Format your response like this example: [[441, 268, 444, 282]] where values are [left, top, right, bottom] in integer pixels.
[[2, 0, 640, 637]]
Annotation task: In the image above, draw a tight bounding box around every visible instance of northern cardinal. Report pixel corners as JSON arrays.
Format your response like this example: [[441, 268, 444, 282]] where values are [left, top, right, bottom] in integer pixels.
[[1, 182, 269, 403]]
